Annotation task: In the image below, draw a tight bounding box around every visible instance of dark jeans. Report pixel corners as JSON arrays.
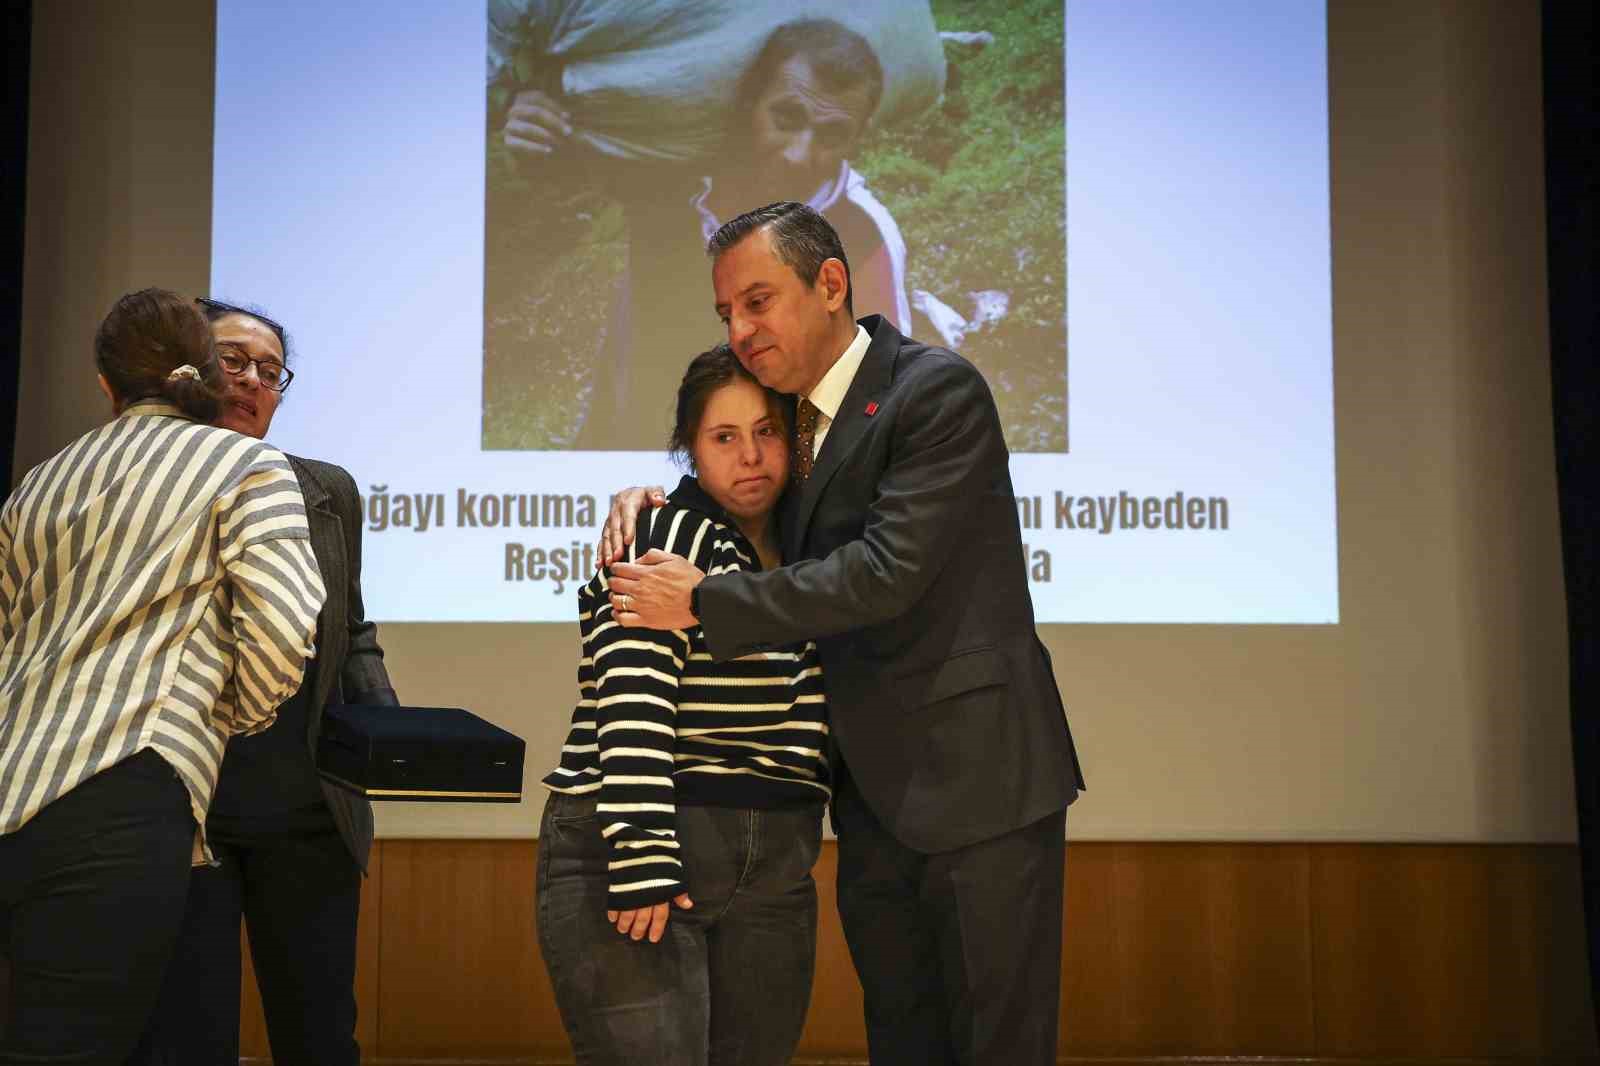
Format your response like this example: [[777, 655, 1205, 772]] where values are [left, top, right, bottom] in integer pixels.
[[0, 749, 195, 1065], [127, 810, 362, 1066], [833, 771, 1067, 1066], [537, 792, 822, 1066]]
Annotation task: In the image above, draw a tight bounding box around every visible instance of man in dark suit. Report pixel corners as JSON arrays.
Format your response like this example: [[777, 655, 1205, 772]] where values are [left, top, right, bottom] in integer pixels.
[[604, 201, 1084, 1064]]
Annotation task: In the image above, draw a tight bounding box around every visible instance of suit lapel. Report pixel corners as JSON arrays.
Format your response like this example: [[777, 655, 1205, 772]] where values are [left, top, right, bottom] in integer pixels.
[[788, 317, 900, 556]]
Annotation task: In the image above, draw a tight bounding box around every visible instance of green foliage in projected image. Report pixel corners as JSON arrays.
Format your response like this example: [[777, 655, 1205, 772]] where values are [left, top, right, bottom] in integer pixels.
[[482, 0, 1066, 451], [856, 0, 1066, 451], [482, 171, 622, 450]]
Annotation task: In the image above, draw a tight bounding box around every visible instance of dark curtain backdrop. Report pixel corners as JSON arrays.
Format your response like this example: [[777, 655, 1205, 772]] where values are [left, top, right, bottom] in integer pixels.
[[1, 0, 30, 493], [1544, 0, 1600, 1040], [0, 0, 24, 1027]]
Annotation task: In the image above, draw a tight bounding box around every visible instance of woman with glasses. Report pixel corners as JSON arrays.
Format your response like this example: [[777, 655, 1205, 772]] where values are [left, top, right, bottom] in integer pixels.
[[130, 298, 399, 1066], [0, 289, 324, 1063]]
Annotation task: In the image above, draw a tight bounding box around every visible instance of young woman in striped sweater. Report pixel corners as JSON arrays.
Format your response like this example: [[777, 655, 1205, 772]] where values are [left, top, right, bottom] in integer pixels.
[[538, 344, 829, 1065]]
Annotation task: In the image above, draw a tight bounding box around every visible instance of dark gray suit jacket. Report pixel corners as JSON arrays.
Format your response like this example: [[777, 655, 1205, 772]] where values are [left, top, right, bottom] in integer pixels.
[[697, 316, 1084, 854], [289, 456, 398, 872]]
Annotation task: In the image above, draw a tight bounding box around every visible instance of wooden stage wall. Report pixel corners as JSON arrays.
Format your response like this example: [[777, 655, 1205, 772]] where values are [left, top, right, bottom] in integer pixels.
[[229, 840, 1600, 1062]]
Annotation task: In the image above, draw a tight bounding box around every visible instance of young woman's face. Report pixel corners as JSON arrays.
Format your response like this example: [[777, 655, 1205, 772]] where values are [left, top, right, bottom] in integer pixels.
[[691, 378, 789, 527], [211, 314, 285, 440]]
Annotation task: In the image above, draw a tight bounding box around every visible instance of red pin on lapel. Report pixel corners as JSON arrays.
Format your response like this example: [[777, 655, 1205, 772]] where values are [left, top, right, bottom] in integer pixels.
[[864, 401, 879, 417]]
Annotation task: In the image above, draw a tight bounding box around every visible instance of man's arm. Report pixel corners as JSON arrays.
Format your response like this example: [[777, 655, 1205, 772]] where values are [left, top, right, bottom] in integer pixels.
[[851, 243, 906, 333], [703, 359, 1005, 656], [612, 358, 1007, 657]]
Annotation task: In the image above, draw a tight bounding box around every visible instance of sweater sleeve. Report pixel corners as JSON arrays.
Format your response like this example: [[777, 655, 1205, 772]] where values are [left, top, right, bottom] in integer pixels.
[[586, 505, 711, 909]]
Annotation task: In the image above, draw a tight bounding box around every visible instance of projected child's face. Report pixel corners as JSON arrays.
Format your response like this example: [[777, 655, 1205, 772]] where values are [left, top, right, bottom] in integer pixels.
[[211, 314, 284, 440], [745, 54, 872, 199], [692, 378, 789, 526]]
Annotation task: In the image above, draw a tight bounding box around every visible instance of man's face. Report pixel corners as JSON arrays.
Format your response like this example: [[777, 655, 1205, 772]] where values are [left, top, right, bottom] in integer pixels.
[[212, 314, 284, 440], [714, 227, 841, 397], [746, 54, 873, 198]]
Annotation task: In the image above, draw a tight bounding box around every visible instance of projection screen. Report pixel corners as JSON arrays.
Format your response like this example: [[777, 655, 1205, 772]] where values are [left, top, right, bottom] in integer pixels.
[[208, 0, 1336, 625]]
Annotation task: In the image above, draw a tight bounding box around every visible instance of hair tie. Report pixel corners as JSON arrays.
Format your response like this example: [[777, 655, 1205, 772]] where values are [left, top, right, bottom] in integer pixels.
[[166, 364, 201, 382]]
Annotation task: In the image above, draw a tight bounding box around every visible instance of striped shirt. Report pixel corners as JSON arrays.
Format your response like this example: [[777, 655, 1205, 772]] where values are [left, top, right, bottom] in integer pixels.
[[0, 400, 325, 861], [544, 476, 828, 909]]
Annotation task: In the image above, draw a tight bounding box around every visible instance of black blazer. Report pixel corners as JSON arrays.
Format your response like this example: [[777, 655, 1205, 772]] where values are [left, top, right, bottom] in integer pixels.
[[289, 456, 398, 872], [697, 316, 1084, 854]]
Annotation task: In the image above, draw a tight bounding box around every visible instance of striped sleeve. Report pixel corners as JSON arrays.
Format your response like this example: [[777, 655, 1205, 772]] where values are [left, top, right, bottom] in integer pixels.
[[587, 506, 711, 910], [213, 455, 325, 735]]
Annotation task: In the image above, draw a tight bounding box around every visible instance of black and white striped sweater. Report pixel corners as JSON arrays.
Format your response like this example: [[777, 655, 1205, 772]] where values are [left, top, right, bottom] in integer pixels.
[[542, 477, 829, 908]]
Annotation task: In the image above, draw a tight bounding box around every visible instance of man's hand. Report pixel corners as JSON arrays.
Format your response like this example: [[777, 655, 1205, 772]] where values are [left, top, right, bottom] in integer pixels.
[[503, 88, 573, 157], [608, 892, 694, 943], [608, 549, 702, 629], [597, 486, 668, 568]]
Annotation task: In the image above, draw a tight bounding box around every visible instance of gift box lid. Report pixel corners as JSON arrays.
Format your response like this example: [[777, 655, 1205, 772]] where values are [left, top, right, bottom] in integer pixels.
[[317, 705, 526, 803], [323, 704, 523, 746]]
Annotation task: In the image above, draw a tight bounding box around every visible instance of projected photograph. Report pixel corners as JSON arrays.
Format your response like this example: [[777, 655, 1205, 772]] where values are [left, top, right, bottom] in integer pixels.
[[482, 0, 1068, 452], [213, 0, 1334, 622]]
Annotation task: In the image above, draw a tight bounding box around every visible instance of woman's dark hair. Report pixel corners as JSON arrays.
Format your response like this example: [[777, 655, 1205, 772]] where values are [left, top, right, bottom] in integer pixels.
[[669, 344, 789, 469], [197, 297, 294, 367], [94, 288, 223, 422], [707, 200, 854, 315]]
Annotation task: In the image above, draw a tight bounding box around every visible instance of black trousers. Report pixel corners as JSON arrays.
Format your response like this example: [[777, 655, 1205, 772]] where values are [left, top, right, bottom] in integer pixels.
[[128, 811, 362, 1066], [0, 749, 196, 1065], [832, 771, 1067, 1066]]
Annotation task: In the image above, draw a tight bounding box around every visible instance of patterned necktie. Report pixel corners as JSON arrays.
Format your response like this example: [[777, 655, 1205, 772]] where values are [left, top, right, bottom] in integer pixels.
[[793, 398, 821, 483]]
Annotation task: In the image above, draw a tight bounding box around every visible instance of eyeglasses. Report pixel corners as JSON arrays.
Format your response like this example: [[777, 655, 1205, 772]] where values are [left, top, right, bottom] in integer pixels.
[[217, 343, 295, 392]]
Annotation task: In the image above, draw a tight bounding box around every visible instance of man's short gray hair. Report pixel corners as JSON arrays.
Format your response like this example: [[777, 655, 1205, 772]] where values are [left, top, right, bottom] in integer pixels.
[[706, 201, 855, 315]]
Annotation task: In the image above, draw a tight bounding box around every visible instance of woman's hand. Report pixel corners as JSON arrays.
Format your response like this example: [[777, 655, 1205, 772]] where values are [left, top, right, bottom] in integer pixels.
[[503, 88, 573, 157], [608, 892, 695, 943]]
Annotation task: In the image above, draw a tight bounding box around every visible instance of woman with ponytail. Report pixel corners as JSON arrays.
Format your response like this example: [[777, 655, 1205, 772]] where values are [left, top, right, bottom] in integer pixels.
[[0, 288, 326, 1063]]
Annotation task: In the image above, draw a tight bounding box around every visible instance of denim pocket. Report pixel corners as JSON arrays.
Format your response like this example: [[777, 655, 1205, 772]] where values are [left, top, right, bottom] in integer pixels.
[[763, 807, 825, 887], [543, 791, 601, 832], [540, 794, 610, 877]]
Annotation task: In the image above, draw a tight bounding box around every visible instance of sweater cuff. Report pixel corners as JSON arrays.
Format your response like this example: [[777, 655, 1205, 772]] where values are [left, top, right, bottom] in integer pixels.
[[606, 852, 686, 910]]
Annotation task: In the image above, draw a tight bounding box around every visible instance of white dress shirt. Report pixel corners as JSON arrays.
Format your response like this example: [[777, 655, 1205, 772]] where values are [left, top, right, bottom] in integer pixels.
[[804, 325, 872, 458]]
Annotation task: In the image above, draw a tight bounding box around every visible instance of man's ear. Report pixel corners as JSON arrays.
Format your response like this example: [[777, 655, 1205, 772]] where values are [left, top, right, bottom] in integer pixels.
[[817, 257, 850, 313]]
